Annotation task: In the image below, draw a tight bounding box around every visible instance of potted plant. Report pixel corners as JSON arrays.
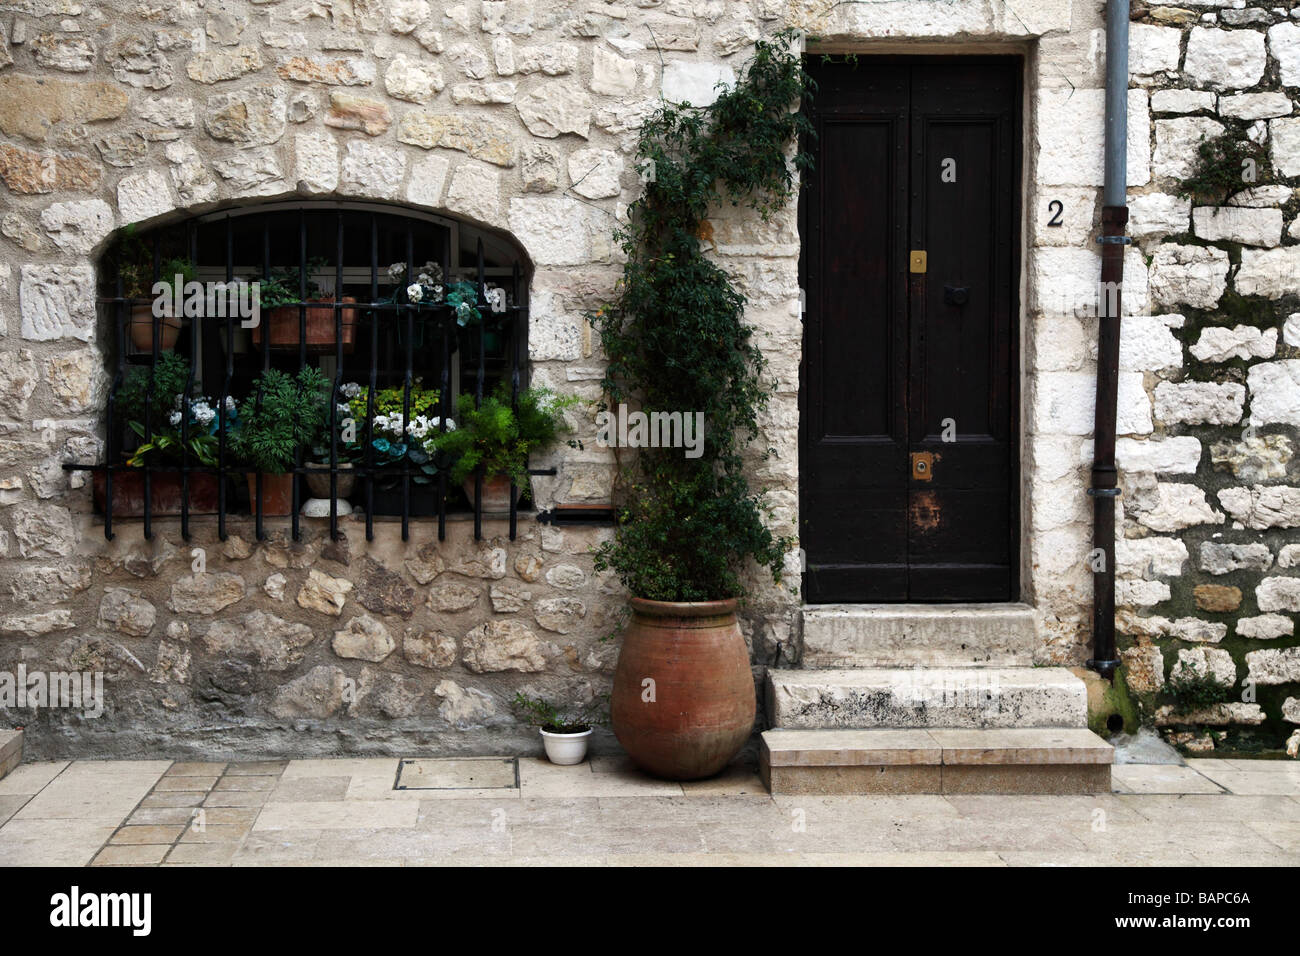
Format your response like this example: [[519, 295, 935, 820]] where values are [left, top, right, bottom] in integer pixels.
[[96, 353, 232, 516], [589, 33, 809, 781], [426, 383, 578, 512], [254, 258, 358, 352], [341, 380, 446, 514], [229, 366, 330, 516], [512, 692, 607, 765], [106, 229, 194, 352], [303, 386, 358, 516]]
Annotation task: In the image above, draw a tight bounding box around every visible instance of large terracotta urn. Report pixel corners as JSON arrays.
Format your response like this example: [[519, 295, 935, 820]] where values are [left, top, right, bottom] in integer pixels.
[[610, 597, 755, 781]]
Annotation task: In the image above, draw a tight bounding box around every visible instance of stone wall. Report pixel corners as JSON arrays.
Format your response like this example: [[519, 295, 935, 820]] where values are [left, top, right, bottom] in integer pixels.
[[0, 0, 1296, 758], [1107, 1, 1300, 753], [0, 0, 808, 759]]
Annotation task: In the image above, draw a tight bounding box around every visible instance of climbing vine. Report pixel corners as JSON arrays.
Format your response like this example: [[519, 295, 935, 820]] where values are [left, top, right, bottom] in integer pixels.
[[591, 30, 815, 601]]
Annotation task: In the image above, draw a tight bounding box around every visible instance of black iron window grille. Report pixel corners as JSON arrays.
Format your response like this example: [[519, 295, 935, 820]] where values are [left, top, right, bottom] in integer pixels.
[[64, 201, 553, 545]]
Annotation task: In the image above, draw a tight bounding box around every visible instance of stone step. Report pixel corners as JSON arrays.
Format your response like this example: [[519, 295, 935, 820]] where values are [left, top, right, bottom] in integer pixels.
[[801, 603, 1037, 667], [760, 727, 1113, 794], [766, 667, 1087, 730], [0, 728, 22, 780]]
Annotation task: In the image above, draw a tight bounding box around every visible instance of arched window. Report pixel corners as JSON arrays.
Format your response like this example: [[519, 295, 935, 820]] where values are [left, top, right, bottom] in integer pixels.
[[75, 201, 533, 544]]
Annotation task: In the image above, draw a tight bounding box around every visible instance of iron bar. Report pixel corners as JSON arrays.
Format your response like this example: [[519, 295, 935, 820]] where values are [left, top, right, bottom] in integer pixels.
[[218, 215, 234, 541], [366, 213, 378, 542], [402, 224, 414, 542]]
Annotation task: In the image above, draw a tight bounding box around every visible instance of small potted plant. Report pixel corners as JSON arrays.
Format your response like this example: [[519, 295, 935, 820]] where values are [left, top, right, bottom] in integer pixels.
[[107, 229, 195, 352], [427, 383, 578, 512], [512, 692, 606, 765], [340, 380, 446, 514], [230, 366, 330, 515], [302, 387, 359, 516], [97, 353, 232, 516], [254, 259, 358, 352]]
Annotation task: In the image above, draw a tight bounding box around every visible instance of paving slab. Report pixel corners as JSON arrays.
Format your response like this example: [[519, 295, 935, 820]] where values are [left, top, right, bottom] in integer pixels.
[[1191, 769, 1300, 796], [254, 799, 420, 830], [1111, 764, 1226, 794], [517, 758, 684, 797], [0, 761, 68, 795], [0, 819, 118, 866], [91, 844, 172, 866]]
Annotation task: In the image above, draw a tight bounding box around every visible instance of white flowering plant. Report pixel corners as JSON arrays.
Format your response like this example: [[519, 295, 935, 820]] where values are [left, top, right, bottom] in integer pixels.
[[385, 261, 488, 328], [340, 381, 452, 483], [118, 353, 238, 467], [385, 261, 444, 306]]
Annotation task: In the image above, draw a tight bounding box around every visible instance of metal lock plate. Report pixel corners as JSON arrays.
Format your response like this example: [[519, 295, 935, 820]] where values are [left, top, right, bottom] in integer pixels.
[[911, 451, 935, 481], [909, 250, 928, 274]]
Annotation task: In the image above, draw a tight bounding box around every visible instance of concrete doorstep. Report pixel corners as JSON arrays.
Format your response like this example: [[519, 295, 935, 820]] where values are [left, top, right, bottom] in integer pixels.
[[760, 727, 1113, 795], [0, 730, 21, 781]]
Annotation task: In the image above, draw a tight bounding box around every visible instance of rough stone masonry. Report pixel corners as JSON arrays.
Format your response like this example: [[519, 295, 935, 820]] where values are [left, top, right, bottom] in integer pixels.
[[0, 0, 1296, 758]]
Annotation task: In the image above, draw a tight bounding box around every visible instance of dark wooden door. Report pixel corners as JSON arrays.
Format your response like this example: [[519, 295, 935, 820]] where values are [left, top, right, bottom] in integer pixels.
[[799, 58, 1021, 603]]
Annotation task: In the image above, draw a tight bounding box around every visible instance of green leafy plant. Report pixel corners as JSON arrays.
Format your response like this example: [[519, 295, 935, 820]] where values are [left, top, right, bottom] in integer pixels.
[[1177, 130, 1270, 204], [116, 353, 233, 467], [230, 367, 331, 475], [512, 692, 608, 734], [1164, 661, 1233, 716], [590, 29, 812, 602], [105, 226, 196, 301], [426, 383, 579, 486], [257, 258, 328, 309]]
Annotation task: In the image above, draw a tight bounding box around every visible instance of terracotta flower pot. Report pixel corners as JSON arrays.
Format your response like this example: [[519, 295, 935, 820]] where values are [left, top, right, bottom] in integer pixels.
[[610, 597, 755, 781], [93, 470, 219, 517], [254, 297, 359, 352], [128, 303, 182, 352], [246, 472, 295, 516], [462, 474, 515, 512]]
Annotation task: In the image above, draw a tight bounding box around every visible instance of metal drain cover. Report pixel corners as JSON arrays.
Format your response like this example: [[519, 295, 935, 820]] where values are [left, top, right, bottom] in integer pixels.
[[395, 757, 518, 790]]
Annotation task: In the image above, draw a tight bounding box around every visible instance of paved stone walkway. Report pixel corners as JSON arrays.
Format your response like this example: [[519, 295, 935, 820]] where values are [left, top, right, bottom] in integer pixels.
[[0, 756, 1297, 866]]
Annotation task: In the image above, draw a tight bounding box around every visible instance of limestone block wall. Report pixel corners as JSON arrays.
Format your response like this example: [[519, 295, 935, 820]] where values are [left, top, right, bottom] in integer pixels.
[[0, 0, 808, 759], [1105, 3, 1300, 752], [0, 0, 1296, 758]]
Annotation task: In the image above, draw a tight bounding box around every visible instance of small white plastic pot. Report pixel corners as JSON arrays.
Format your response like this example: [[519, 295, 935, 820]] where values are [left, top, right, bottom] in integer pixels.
[[540, 727, 593, 765]]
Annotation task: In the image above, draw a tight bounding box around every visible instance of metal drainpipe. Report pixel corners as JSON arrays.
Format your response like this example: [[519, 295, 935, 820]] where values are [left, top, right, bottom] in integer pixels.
[[1088, 0, 1130, 681]]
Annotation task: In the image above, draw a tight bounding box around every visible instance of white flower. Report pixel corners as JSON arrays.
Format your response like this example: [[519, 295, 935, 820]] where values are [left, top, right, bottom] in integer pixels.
[[224, 396, 238, 411], [407, 283, 423, 303], [387, 262, 406, 279], [336, 403, 350, 417], [340, 383, 362, 399], [168, 411, 182, 426]]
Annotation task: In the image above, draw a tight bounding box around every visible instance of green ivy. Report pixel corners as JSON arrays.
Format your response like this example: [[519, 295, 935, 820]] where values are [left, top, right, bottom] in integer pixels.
[[1164, 661, 1234, 716], [591, 30, 814, 602], [1177, 129, 1271, 204]]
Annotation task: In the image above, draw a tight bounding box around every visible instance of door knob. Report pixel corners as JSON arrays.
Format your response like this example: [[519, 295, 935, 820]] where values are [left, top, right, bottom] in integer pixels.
[[944, 285, 969, 306]]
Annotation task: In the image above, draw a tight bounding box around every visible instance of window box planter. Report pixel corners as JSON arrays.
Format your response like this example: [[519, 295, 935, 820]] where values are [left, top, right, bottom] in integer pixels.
[[92, 470, 221, 517], [252, 298, 360, 353]]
